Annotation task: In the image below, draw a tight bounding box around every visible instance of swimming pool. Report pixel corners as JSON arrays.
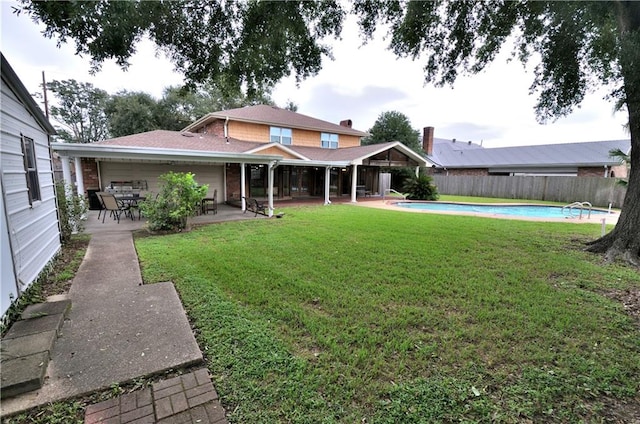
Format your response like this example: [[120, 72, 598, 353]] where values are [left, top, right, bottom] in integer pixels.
[[394, 202, 611, 219]]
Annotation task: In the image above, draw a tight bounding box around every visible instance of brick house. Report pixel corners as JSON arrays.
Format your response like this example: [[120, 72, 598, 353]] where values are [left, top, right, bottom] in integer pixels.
[[421, 126, 630, 178], [52, 105, 427, 216]]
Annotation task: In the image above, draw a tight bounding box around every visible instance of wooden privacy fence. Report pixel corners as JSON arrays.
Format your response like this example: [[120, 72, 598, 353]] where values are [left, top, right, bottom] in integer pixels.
[[432, 175, 627, 208]]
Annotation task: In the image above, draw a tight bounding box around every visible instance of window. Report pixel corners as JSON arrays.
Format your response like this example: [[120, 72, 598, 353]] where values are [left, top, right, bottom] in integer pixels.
[[21, 135, 41, 203], [321, 133, 339, 149], [270, 127, 292, 145]]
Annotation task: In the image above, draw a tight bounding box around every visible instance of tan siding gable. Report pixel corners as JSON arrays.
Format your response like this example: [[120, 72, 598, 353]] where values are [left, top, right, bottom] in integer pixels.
[[226, 121, 362, 149], [339, 135, 361, 148], [228, 121, 270, 142]]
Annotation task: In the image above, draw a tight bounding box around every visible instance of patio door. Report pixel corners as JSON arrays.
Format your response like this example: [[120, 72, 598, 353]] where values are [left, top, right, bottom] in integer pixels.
[[290, 167, 309, 196]]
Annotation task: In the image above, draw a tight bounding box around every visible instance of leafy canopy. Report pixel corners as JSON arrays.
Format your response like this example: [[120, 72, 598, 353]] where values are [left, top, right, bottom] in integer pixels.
[[46, 79, 109, 143], [363, 111, 421, 153]]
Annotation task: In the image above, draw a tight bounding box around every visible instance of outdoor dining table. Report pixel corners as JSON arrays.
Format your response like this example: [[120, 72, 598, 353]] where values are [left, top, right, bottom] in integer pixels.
[[115, 195, 146, 220]]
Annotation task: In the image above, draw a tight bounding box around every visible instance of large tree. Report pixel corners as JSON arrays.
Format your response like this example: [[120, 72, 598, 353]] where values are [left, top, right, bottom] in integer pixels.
[[105, 91, 160, 137], [363, 111, 422, 153], [46, 79, 109, 143], [17, 1, 640, 264]]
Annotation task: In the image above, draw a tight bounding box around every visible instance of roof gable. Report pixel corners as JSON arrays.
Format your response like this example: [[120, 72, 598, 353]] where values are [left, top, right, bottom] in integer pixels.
[[1, 53, 56, 135], [184, 104, 368, 137]]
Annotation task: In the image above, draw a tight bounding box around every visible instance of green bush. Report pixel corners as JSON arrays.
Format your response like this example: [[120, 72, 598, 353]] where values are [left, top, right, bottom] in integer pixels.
[[140, 171, 208, 231], [55, 181, 88, 243], [402, 174, 439, 200]]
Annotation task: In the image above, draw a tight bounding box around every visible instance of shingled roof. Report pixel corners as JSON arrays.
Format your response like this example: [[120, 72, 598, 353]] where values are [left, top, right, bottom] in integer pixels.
[[427, 138, 631, 169], [89, 130, 425, 166], [183, 104, 369, 137]]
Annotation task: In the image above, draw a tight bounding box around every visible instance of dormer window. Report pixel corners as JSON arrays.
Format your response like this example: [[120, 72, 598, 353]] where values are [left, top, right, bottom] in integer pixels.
[[321, 133, 339, 149], [270, 127, 292, 145]]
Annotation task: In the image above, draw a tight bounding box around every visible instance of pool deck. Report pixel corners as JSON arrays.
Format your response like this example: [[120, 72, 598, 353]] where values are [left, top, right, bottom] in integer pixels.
[[355, 199, 620, 225]]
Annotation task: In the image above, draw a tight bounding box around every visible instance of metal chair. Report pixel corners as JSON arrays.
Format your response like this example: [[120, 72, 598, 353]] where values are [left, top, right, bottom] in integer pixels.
[[99, 193, 130, 223]]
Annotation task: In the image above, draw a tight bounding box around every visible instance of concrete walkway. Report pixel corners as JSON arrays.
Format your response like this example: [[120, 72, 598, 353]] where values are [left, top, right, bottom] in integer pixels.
[[0, 228, 214, 422]]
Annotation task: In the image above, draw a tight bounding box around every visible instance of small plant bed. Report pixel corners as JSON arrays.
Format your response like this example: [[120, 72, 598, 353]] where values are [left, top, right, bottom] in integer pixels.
[[135, 205, 640, 423]]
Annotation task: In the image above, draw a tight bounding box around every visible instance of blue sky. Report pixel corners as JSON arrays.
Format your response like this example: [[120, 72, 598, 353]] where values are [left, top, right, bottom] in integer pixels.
[[1, 1, 629, 147]]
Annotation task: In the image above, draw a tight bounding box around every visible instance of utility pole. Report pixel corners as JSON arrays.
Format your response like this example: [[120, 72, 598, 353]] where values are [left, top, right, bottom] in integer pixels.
[[41, 71, 49, 119]]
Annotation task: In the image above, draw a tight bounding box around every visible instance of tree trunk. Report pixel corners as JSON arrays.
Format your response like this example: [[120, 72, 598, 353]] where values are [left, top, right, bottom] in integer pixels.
[[586, 2, 640, 266]]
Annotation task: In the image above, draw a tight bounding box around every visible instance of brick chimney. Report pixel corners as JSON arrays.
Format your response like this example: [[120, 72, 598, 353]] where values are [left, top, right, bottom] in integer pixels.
[[423, 127, 434, 155], [339, 119, 352, 128]]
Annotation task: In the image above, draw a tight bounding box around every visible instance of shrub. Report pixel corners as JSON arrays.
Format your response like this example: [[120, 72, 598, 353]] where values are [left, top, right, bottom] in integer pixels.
[[403, 174, 439, 200], [140, 171, 208, 231], [56, 181, 88, 243]]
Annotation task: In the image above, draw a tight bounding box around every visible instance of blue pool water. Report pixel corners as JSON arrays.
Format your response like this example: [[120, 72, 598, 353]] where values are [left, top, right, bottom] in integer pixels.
[[394, 202, 611, 219]]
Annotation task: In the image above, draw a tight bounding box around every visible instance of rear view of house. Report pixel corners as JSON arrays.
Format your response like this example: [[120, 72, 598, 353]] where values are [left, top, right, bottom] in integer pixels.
[[1, 53, 60, 318]]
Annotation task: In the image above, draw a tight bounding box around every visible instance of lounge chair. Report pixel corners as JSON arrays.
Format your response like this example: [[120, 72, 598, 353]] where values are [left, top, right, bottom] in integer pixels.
[[242, 197, 266, 216]]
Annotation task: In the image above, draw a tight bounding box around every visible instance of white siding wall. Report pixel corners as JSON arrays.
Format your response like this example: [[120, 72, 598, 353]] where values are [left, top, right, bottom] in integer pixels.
[[1, 78, 60, 317], [99, 162, 224, 198]]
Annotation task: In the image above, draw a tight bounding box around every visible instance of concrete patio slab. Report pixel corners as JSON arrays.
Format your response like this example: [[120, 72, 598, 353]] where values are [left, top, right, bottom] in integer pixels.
[[0, 352, 49, 399], [0, 330, 57, 359], [3, 313, 66, 339], [21, 300, 71, 320]]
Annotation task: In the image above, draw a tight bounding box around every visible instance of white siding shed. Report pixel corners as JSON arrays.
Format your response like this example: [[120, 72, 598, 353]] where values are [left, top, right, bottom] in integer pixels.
[[1, 53, 60, 318]]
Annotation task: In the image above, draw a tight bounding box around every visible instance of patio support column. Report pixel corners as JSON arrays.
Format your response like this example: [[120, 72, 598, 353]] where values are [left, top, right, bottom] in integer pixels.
[[350, 164, 358, 203], [61, 156, 72, 194], [74, 156, 85, 197], [324, 166, 331, 205], [240, 162, 246, 211], [267, 161, 276, 217]]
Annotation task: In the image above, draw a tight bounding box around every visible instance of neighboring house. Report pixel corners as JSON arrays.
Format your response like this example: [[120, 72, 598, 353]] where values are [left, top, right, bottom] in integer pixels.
[[52, 105, 427, 215], [1, 53, 60, 318], [421, 127, 630, 177]]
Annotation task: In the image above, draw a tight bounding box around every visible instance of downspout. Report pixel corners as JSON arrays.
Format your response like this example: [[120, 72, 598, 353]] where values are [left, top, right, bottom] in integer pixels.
[[97, 159, 103, 190], [604, 165, 609, 178], [0, 173, 21, 299], [224, 116, 229, 139]]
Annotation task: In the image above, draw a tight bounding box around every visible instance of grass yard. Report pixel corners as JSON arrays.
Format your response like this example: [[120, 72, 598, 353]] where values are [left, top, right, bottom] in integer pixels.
[[135, 205, 639, 423]]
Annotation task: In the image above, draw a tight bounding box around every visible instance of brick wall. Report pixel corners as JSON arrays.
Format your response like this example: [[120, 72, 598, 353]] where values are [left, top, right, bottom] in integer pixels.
[[444, 168, 489, 176], [202, 120, 225, 137], [226, 164, 241, 200], [577, 167, 606, 177], [81, 158, 99, 193]]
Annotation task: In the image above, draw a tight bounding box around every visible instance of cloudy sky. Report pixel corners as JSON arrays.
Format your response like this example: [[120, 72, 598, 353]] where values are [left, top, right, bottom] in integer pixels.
[[1, 1, 629, 147]]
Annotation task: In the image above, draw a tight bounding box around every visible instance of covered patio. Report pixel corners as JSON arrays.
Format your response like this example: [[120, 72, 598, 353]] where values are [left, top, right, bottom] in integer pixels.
[[52, 131, 428, 218]]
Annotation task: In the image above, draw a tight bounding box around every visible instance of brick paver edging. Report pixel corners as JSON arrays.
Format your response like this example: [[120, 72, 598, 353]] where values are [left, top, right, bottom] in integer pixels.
[[85, 368, 227, 424]]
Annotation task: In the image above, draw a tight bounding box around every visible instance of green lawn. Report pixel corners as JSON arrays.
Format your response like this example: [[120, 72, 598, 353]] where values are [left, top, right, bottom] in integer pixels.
[[135, 205, 639, 423]]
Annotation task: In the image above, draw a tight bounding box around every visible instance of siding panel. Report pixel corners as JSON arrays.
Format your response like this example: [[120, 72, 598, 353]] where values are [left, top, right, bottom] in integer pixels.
[[1, 75, 60, 316]]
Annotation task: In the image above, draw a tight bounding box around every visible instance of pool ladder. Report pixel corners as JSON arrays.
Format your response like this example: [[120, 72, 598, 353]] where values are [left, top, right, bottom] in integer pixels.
[[382, 189, 407, 202], [562, 201, 592, 219]]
